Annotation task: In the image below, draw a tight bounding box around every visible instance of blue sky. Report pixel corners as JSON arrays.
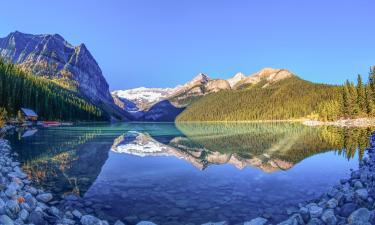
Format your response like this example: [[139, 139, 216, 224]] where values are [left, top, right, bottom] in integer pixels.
[[0, 0, 374, 90]]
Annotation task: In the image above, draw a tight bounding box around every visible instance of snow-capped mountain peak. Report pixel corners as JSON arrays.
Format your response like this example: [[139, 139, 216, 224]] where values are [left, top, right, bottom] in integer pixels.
[[111, 87, 177, 110]]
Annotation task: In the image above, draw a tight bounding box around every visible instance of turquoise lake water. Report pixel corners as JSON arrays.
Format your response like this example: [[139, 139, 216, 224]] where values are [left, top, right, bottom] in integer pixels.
[[6, 122, 371, 225]]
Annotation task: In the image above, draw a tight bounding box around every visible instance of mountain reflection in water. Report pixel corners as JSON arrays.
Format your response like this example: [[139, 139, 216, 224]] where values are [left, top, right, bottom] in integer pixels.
[[112, 123, 371, 172], [6, 123, 374, 224]]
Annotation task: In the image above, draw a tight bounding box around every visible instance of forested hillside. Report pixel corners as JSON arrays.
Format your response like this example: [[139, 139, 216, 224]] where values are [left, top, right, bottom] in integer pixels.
[[176, 76, 342, 121], [177, 67, 375, 122], [0, 60, 106, 121]]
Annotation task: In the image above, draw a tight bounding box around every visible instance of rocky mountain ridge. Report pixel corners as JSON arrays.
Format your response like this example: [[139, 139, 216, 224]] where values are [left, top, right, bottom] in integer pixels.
[[0, 31, 129, 120], [111, 68, 295, 121]]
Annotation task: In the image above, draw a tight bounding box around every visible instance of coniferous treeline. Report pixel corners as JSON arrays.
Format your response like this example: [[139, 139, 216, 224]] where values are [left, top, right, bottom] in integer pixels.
[[318, 67, 375, 121], [0, 60, 106, 121]]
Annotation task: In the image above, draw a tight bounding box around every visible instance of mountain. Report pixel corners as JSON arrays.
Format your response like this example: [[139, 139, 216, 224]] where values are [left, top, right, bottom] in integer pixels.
[[227, 72, 246, 88], [177, 72, 342, 122], [112, 87, 177, 111], [0, 60, 105, 121], [169, 73, 231, 107], [229, 68, 295, 89], [0, 31, 130, 120], [111, 73, 232, 121]]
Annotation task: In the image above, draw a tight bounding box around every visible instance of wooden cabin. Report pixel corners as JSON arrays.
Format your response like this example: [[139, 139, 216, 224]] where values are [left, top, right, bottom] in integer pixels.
[[20, 108, 38, 121]]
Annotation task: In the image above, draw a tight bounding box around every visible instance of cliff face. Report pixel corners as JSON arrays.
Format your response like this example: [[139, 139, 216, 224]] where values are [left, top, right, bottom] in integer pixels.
[[0, 31, 129, 120]]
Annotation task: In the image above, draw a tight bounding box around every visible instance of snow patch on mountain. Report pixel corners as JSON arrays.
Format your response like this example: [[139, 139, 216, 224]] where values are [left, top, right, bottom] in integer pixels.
[[111, 87, 178, 110]]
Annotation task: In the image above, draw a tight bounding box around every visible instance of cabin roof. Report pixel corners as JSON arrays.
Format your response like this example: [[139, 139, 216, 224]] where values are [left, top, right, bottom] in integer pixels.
[[20, 108, 38, 117]]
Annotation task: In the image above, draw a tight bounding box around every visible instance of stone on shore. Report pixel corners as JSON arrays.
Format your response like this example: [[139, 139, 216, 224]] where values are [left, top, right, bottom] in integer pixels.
[[348, 208, 370, 225], [36, 193, 53, 203], [244, 217, 268, 225], [339, 203, 357, 217], [0, 215, 14, 225], [114, 220, 126, 225], [321, 209, 337, 225], [355, 189, 368, 200], [309, 205, 323, 218], [136, 221, 158, 225], [81, 215, 104, 225], [72, 209, 83, 219]]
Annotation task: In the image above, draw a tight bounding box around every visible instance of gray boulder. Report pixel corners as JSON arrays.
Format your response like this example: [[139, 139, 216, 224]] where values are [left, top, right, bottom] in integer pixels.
[[348, 208, 370, 225], [355, 189, 368, 200], [28, 211, 46, 225], [339, 203, 357, 217], [114, 220, 126, 225], [19, 208, 29, 221], [5, 200, 20, 219], [321, 209, 337, 225], [277, 218, 298, 225], [309, 206, 323, 218], [136, 221, 158, 225], [72, 209, 82, 219], [244, 217, 268, 225], [307, 218, 324, 225], [36, 193, 53, 203], [81, 215, 103, 225], [326, 198, 338, 209], [0, 215, 14, 225]]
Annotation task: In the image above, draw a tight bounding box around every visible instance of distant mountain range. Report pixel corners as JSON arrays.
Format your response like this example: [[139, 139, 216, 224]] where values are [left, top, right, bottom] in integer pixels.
[[111, 68, 300, 121], [0, 31, 130, 121]]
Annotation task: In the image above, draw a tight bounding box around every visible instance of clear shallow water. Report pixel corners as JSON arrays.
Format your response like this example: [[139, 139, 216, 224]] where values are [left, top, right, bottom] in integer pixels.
[[5, 123, 373, 225]]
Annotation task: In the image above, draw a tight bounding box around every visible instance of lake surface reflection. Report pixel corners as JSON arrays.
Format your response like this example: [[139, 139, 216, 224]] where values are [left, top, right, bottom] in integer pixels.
[[6, 122, 373, 225]]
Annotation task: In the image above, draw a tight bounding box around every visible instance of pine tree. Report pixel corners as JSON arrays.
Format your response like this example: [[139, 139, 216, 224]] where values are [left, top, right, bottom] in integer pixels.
[[0, 107, 7, 127], [356, 74, 366, 116]]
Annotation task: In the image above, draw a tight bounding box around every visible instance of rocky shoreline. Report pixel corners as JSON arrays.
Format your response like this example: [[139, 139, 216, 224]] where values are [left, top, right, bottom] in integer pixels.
[[1, 130, 375, 225], [0, 138, 133, 225], [243, 133, 375, 225]]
